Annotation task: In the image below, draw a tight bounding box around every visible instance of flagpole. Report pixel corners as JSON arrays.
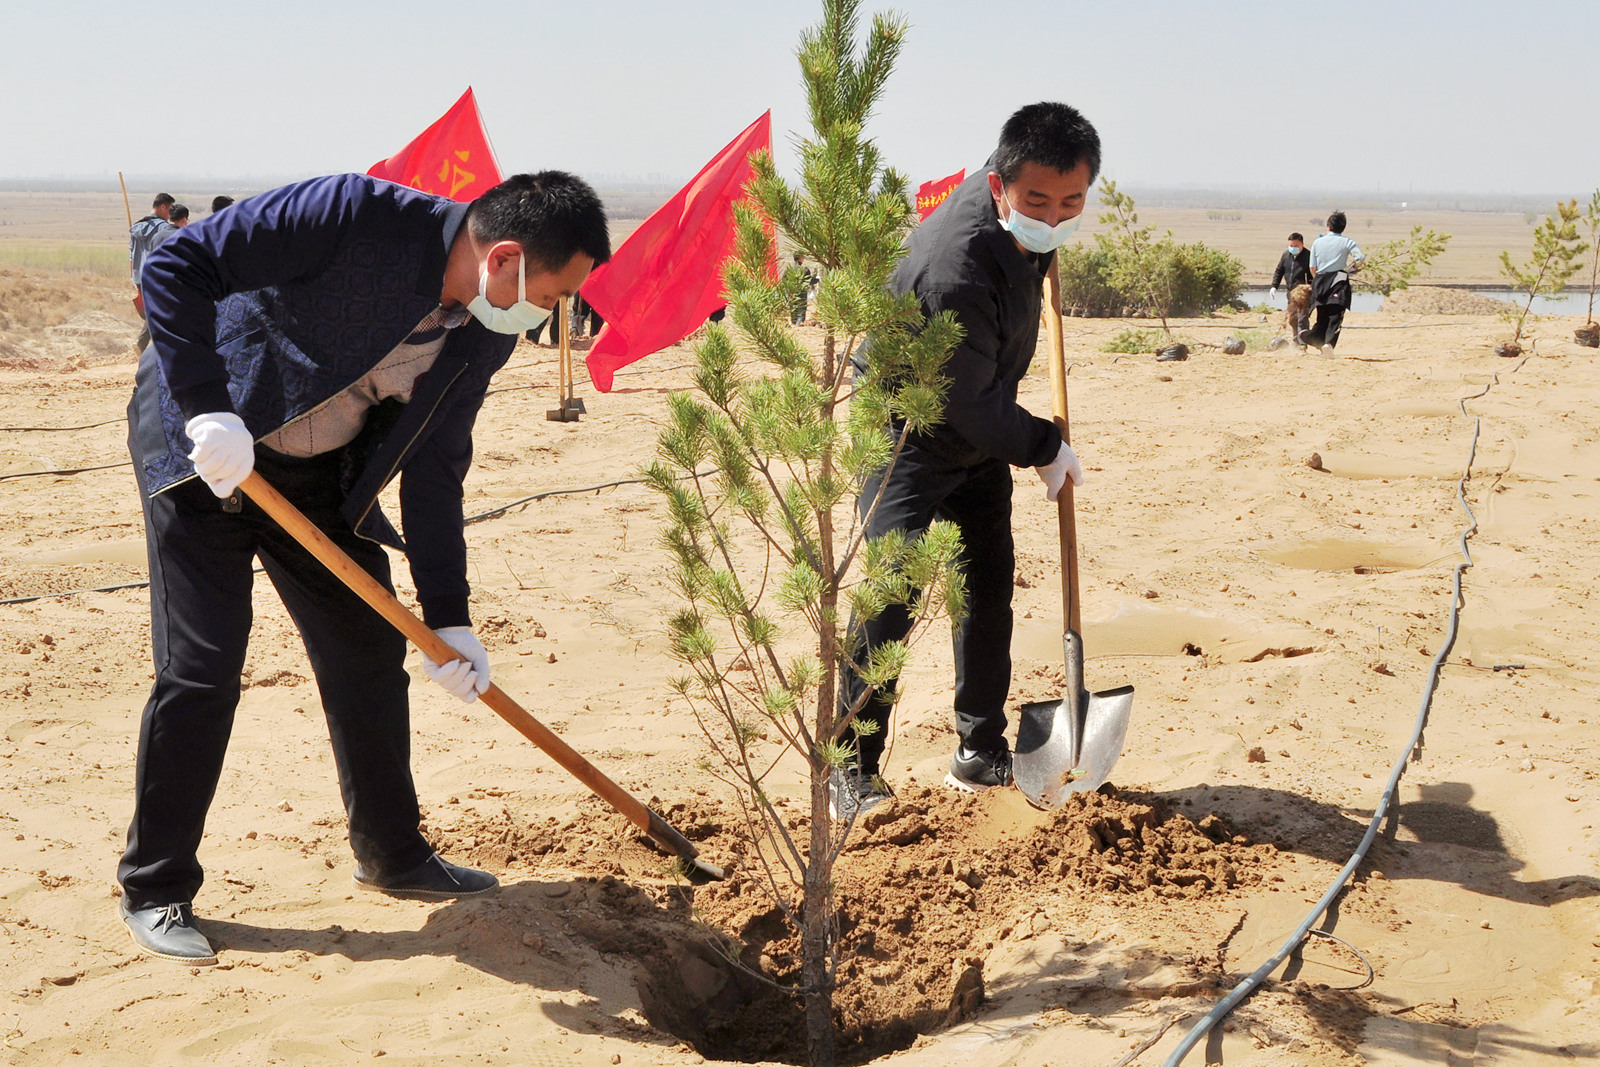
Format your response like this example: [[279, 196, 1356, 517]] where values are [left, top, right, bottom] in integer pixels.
[[547, 299, 581, 422], [118, 172, 134, 278], [465, 86, 505, 184]]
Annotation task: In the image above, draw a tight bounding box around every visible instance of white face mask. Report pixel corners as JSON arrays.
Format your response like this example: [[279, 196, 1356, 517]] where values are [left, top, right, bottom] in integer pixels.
[[467, 253, 552, 334], [998, 191, 1080, 254]]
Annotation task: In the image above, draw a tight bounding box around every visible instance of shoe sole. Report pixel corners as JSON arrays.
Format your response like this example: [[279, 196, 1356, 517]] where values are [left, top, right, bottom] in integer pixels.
[[943, 771, 1001, 794], [352, 877, 499, 901], [829, 795, 892, 821], [121, 920, 217, 966]]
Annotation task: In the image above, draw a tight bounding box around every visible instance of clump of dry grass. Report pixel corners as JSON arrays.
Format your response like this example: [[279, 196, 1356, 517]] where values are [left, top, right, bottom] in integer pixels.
[[0, 265, 140, 333]]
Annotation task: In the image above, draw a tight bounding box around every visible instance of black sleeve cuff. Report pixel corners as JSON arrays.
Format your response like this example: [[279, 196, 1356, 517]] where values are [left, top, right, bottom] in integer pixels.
[[1026, 416, 1062, 468], [419, 594, 471, 631]]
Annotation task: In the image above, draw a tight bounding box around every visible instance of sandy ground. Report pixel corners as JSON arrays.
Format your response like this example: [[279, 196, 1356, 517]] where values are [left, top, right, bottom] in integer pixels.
[[2, 289, 1599, 1066]]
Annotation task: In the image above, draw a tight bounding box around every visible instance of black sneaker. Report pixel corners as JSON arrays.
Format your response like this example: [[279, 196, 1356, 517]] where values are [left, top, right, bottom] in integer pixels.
[[119, 897, 217, 965], [353, 853, 499, 900], [944, 745, 1013, 793], [828, 764, 893, 821]]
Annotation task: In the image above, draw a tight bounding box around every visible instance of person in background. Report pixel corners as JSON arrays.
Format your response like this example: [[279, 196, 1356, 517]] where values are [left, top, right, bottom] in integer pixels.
[[1306, 212, 1365, 354], [790, 252, 817, 325], [129, 193, 178, 350], [1269, 232, 1312, 347], [168, 204, 190, 228], [572, 290, 603, 338], [211, 195, 235, 213]]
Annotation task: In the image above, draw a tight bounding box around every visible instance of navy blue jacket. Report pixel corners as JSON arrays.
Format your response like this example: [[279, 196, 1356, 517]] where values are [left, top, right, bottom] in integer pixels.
[[132, 174, 517, 628]]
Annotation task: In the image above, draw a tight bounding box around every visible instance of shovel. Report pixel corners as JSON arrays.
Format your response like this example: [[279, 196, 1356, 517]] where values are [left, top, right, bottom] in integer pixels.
[[238, 471, 724, 884], [1012, 266, 1134, 809]]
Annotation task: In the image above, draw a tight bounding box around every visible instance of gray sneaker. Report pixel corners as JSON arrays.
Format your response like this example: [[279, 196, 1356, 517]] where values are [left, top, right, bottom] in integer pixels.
[[944, 745, 1014, 793], [828, 765, 893, 821], [119, 897, 217, 965], [354, 853, 499, 900]]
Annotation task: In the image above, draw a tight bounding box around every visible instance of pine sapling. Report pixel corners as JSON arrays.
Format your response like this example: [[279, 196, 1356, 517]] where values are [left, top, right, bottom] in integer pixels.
[[646, 2, 964, 1062], [1499, 199, 1588, 348]]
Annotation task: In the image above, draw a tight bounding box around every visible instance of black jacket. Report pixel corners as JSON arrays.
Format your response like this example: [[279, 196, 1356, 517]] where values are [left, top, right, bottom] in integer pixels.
[[858, 161, 1059, 470], [1271, 247, 1312, 290]]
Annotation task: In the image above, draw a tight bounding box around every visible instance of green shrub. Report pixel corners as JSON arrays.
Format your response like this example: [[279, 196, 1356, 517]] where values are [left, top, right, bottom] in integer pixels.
[[1058, 181, 1244, 325], [1100, 327, 1192, 354], [1166, 242, 1244, 317], [1057, 244, 1121, 316]]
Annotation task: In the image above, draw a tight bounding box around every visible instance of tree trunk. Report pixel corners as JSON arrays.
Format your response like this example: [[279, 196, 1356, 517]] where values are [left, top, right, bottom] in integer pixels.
[[802, 765, 835, 1066], [803, 326, 840, 1066]]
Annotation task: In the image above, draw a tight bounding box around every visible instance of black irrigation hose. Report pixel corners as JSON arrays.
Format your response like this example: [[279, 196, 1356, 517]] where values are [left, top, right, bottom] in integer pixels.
[[0, 579, 156, 606], [0, 471, 677, 606], [0, 461, 131, 482], [464, 474, 660, 525], [0, 417, 126, 432], [1160, 368, 1512, 1067]]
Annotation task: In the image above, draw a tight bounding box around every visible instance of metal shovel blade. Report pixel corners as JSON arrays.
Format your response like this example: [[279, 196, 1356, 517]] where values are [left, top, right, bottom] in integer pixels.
[[1013, 633, 1134, 809]]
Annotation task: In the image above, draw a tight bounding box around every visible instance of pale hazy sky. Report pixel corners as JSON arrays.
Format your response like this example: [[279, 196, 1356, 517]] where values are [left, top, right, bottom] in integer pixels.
[[4, 0, 1596, 196]]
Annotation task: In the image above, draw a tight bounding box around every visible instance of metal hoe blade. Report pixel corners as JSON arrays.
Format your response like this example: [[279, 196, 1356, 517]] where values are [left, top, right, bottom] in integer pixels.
[[1014, 631, 1134, 809]]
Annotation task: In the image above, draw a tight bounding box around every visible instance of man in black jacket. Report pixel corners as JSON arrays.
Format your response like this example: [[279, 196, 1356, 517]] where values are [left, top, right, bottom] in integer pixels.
[[834, 102, 1098, 816], [1270, 233, 1312, 345]]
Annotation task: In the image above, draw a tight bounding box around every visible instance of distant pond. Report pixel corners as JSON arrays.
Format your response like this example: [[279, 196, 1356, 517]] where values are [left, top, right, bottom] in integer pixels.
[[1242, 288, 1593, 316], [1241, 286, 1593, 315]]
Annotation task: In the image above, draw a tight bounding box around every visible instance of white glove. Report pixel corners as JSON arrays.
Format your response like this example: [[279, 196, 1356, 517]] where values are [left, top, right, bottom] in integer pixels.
[[1269, 287, 1278, 299], [422, 626, 490, 703], [1035, 440, 1085, 502], [184, 412, 255, 498]]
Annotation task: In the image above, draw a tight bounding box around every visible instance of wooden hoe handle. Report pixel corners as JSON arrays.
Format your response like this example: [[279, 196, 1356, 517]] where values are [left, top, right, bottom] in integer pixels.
[[238, 471, 657, 835]]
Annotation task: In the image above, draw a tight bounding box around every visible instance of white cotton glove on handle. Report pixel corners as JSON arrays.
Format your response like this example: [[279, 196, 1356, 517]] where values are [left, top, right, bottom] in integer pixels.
[[1269, 287, 1278, 299], [422, 626, 491, 703], [184, 412, 255, 498], [1035, 440, 1085, 502]]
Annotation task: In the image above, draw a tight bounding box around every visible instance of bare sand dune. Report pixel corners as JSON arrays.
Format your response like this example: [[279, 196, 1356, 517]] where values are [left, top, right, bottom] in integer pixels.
[[2, 284, 1598, 1066]]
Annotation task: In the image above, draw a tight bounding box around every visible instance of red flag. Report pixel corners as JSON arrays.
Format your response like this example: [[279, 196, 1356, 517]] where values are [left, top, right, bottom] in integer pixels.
[[368, 88, 502, 202], [915, 169, 965, 221], [581, 111, 773, 392]]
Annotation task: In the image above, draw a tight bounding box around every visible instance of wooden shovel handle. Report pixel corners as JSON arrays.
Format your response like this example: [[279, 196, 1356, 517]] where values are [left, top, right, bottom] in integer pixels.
[[1043, 264, 1081, 635], [237, 471, 656, 835]]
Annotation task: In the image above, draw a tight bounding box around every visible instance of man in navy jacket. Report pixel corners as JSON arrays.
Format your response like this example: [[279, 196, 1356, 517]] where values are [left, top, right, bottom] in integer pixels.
[[120, 171, 609, 964]]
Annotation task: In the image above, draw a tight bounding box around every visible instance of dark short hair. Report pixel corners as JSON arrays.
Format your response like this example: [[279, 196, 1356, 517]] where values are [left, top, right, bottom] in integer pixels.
[[1289, 232, 1304, 242], [211, 195, 235, 212], [169, 204, 190, 222], [467, 171, 611, 272], [1327, 211, 1347, 233], [993, 102, 1102, 185], [153, 193, 175, 208]]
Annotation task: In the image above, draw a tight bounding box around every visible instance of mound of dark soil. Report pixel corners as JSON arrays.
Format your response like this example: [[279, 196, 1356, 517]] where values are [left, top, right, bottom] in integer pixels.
[[428, 784, 1275, 1063]]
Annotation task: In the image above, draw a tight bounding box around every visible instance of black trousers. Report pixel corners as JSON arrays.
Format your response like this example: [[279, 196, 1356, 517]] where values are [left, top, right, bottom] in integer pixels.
[[118, 441, 433, 909], [1306, 304, 1345, 349], [841, 445, 1015, 774]]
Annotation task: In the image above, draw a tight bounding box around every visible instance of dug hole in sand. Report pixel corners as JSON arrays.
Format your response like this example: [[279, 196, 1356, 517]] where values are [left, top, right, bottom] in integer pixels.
[[2, 287, 1599, 1066]]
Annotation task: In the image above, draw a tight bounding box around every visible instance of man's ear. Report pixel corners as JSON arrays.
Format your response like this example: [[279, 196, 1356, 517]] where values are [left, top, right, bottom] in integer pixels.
[[486, 240, 522, 275], [987, 171, 1005, 206]]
